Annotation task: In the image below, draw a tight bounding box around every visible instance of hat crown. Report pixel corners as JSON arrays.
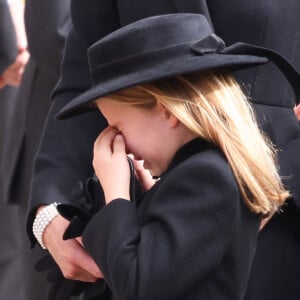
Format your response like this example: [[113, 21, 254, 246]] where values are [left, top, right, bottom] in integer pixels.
[[88, 14, 214, 72], [59, 13, 291, 119]]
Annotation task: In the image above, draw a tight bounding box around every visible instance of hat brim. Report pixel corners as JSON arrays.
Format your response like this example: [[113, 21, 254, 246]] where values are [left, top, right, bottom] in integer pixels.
[[57, 53, 268, 119]]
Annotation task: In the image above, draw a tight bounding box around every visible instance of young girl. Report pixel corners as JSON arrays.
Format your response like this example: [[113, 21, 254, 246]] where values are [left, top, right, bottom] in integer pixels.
[[56, 13, 295, 299]]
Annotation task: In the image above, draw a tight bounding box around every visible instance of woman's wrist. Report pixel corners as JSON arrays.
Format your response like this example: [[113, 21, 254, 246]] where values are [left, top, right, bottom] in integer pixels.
[[32, 203, 60, 249]]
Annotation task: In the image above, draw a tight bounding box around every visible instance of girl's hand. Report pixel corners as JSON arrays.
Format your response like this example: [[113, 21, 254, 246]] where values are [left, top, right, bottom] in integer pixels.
[[93, 127, 130, 204], [132, 158, 156, 192]]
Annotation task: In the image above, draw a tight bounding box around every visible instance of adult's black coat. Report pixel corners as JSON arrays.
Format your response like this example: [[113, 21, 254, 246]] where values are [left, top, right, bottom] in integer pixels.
[[207, 2, 300, 299], [28, 0, 300, 299]]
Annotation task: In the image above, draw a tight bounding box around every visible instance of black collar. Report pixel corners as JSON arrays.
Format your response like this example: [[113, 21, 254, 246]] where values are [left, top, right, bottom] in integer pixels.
[[161, 138, 214, 178]]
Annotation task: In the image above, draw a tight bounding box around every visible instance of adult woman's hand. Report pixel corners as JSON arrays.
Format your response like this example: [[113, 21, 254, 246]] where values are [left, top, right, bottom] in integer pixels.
[[42, 212, 103, 282]]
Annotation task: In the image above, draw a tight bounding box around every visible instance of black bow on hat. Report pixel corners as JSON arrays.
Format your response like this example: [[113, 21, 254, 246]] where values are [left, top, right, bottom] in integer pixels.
[[57, 13, 300, 119]]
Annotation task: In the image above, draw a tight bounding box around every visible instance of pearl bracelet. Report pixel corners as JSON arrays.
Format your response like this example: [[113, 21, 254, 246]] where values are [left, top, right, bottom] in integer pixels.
[[32, 202, 59, 250]]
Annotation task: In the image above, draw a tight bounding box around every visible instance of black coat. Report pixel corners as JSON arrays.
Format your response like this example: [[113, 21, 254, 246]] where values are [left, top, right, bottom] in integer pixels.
[[206, 2, 300, 299], [83, 139, 260, 300]]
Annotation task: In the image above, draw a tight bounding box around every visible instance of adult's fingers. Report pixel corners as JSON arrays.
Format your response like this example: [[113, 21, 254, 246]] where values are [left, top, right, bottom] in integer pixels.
[[43, 215, 103, 282], [70, 243, 103, 280]]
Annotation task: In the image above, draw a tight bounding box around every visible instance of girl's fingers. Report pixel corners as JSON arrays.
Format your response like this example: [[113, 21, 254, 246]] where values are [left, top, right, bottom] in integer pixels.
[[112, 134, 126, 154], [94, 127, 118, 152], [132, 159, 156, 191]]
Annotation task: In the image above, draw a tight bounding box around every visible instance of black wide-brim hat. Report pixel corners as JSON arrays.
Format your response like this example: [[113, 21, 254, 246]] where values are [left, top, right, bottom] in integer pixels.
[[58, 13, 300, 119]]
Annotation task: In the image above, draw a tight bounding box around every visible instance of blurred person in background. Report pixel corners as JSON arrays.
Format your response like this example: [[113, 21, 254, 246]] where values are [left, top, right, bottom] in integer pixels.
[[0, 0, 71, 299], [0, 0, 28, 298]]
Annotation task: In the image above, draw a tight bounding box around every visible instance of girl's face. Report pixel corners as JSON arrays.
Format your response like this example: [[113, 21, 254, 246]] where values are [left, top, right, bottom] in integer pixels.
[[96, 98, 193, 177]]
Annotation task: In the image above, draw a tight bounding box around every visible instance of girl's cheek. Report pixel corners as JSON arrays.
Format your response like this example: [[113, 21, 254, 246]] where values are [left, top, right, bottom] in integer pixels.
[[125, 143, 140, 160]]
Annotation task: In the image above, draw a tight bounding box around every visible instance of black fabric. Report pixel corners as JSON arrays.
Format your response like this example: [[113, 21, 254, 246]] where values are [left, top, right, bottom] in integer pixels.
[[206, 1, 300, 299], [82, 139, 260, 299], [60, 158, 140, 238], [245, 199, 300, 300], [35, 160, 141, 299], [222, 43, 300, 103]]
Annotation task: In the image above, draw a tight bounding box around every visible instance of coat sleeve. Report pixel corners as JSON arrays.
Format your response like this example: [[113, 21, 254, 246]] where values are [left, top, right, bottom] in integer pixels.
[[0, 0, 17, 73], [82, 156, 240, 300]]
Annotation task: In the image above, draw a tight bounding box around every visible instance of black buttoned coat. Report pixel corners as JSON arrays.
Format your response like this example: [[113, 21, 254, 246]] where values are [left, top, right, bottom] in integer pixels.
[[83, 139, 260, 300]]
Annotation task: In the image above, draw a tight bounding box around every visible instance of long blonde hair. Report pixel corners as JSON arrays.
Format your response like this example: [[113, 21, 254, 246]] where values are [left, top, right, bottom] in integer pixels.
[[103, 71, 289, 216]]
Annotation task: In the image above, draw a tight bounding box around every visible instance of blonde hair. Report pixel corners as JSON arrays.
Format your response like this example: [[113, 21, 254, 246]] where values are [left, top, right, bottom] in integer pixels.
[[103, 71, 289, 216]]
